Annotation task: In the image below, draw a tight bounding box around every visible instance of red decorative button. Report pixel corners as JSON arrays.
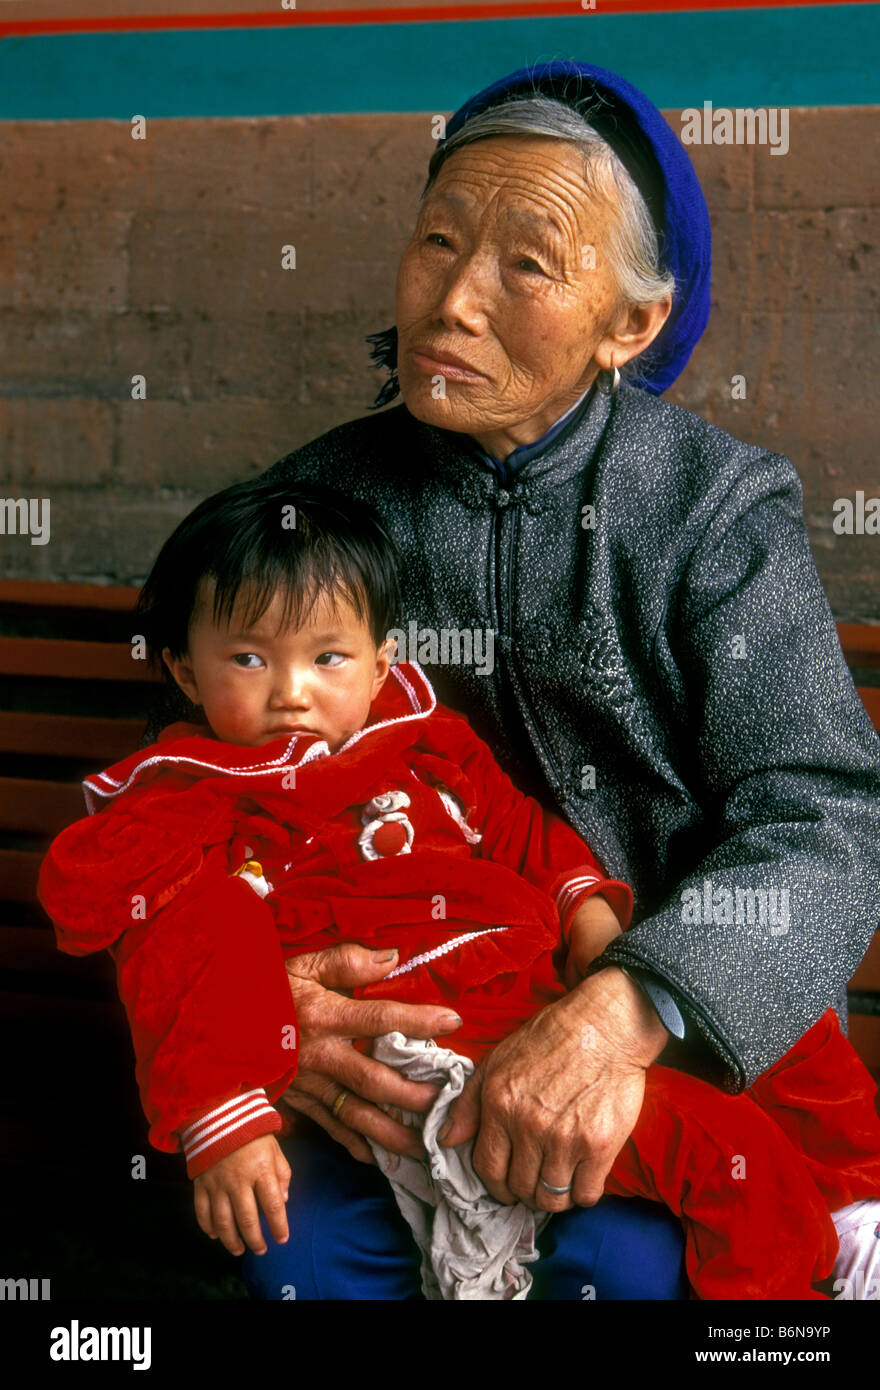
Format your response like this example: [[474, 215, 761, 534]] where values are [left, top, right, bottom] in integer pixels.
[[371, 821, 409, 856]]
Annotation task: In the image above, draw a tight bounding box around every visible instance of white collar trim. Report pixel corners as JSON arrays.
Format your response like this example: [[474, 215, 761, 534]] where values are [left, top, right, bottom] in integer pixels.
[[83, 661, 437, 813]]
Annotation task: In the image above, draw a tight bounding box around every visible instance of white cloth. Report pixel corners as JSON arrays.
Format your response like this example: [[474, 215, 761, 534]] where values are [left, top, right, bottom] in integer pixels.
[[368, 1033, 550, 1300], [832, 1199, 880, 1299]]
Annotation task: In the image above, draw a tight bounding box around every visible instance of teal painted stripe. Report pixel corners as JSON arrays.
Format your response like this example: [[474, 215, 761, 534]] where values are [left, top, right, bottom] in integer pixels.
[[0, 6, 878, 119]]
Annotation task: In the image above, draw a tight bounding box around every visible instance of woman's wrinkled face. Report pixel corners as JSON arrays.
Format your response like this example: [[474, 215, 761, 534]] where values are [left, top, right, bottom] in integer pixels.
[[395, 136, 628, 455]]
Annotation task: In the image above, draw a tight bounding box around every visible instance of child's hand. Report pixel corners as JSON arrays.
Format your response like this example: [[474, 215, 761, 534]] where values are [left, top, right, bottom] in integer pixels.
[[193, 1134, 290, 1257], [563, 894, 624, 989]]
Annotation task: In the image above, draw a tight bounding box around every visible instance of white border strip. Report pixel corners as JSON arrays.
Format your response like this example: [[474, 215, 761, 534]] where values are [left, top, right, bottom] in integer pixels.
[[180, 1089, 275, 1162], [385, 925, 510, 979], [83, 661, 436, 813]]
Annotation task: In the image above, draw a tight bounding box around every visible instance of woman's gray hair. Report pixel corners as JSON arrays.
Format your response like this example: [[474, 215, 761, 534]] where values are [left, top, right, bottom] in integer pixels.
[[423, 96, 676, 386]]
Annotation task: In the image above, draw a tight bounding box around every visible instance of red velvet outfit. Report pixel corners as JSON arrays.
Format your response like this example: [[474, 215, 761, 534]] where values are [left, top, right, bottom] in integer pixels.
[[39, 661, 880, 1299]]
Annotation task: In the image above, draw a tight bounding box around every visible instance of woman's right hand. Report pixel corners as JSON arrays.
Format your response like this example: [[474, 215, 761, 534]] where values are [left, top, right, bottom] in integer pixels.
[[283, 944, 463, 1164]]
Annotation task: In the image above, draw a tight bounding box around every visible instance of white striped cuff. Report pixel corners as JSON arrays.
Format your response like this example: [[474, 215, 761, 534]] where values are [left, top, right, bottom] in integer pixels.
[[556, 874, 602, 920], [180, 1089, 277, 1164]]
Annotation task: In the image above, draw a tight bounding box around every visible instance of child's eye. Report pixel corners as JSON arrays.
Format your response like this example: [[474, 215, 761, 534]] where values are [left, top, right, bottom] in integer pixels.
[[316, 652, 345, 668], [232, 653, 264, 669]]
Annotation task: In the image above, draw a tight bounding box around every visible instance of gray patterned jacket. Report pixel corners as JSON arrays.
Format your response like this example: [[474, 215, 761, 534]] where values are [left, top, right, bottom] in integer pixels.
[[265, 382, 880, 1092]]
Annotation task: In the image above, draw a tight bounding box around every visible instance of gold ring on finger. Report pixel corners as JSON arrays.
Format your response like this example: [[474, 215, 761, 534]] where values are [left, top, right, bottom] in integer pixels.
[[331, 1090, 351, 1121]]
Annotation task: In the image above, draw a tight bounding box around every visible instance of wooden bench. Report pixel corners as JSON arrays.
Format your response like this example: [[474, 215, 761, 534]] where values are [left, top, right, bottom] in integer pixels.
[[1, 579, 879, 1152], [0, 581, 164, 1176]]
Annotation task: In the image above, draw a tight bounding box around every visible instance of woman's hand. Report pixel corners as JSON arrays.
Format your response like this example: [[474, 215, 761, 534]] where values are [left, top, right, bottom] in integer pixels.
[[438, 967, 669, 1211], [283, 943, 464, 1164]]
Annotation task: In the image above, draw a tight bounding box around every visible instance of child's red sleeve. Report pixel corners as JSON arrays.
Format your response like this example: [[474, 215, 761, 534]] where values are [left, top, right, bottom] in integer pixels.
[[111, 850, 299, 1169], [39, 794, 298, 1173], [38, 757, 247, 957], [448, 713, 633, 940]]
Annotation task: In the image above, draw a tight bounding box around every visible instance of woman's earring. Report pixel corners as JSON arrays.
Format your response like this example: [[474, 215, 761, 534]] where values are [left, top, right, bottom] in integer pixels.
[[597, 363, 620, 398]]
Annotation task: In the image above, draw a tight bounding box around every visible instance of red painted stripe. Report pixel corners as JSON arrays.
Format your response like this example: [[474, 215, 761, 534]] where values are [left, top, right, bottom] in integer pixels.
[[0, 0, 875, 41]]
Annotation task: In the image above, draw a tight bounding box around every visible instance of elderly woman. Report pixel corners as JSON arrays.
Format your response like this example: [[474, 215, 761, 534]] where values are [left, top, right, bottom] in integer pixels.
[[226, 61, 879, 1299]]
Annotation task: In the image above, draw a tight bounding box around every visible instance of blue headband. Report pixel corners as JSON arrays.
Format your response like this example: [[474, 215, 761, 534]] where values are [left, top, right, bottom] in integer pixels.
[[367, 59, 712, 403]]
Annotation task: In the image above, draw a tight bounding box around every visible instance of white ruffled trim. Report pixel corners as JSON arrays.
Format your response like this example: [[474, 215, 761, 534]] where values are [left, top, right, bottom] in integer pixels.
[[385, 926, 510, 979], [83, 662, 437, 813]]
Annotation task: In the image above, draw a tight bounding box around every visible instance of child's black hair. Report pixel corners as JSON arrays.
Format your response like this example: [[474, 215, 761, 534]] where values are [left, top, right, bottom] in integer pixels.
[[136, 477, 402, 669]]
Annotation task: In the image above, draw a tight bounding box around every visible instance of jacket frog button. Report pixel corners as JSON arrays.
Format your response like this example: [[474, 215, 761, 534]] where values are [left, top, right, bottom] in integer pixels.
[[358, 790, 415, 860], [371, 821, 410, 856]]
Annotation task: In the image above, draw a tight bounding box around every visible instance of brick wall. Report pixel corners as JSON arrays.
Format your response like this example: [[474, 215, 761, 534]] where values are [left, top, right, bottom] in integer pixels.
[[1, 109, 878, 617]]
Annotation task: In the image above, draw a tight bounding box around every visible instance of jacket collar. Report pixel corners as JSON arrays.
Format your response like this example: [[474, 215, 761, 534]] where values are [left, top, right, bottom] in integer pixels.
[[472, 382, 596, 485], [83, 661, 437, 811], [406, 379, 615, 512]]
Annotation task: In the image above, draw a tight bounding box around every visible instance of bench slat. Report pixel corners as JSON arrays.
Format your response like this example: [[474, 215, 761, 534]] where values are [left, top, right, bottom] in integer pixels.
[[850, 934, 880, 994], [856, 686, 880, 730], [838, 622, 880, 668], [0, 637, 160, 683], [0, 924, 109, 978], [847, 1016, 880, 1073], [0, 778, 86, 835], [0, 712, 145, 760], [0, 849, 44, 903], [0, 580, 139, 614], [0, 927, 116, 1002], [0, 583, 874, 656]]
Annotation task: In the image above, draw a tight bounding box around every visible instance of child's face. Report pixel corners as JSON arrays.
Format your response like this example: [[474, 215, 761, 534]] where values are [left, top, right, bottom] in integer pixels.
[[162, 582, 394, 751]]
